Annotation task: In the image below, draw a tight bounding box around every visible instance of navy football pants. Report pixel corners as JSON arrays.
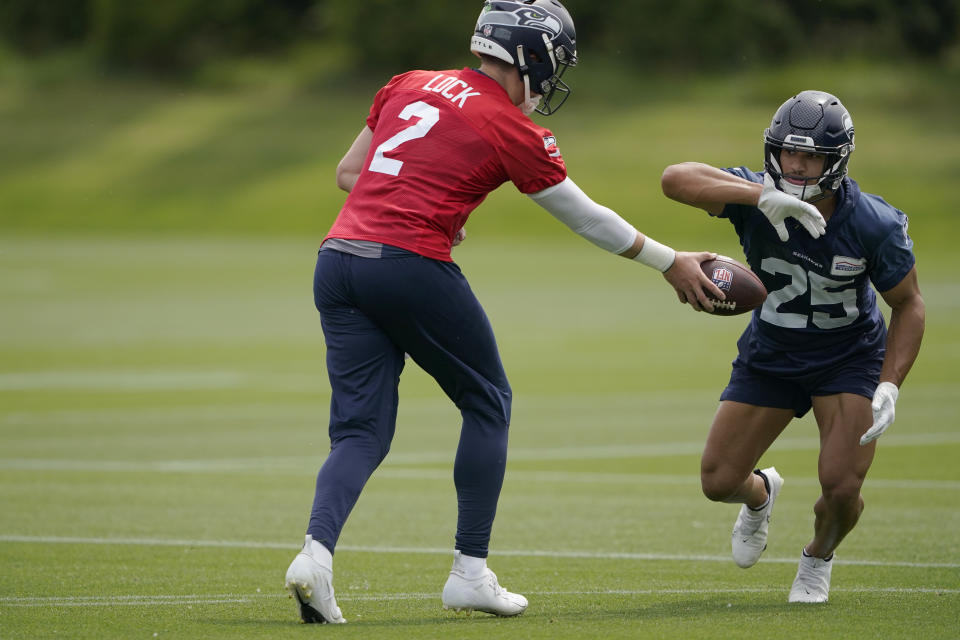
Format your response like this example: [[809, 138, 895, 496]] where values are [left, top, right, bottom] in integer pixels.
[[307, 248, 512, 558]]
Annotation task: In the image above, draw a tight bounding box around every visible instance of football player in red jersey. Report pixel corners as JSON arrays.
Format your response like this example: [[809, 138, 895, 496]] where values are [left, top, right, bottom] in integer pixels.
[[284, 0, 724, 623]]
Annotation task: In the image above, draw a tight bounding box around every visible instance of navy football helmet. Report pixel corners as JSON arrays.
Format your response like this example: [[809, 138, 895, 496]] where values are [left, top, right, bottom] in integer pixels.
[[470, 0, 578, 115], [763, 90, 855, 203]]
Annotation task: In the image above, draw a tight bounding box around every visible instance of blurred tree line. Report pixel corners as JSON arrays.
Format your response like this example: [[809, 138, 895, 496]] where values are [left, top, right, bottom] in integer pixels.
[[1, 0, 957, 76]]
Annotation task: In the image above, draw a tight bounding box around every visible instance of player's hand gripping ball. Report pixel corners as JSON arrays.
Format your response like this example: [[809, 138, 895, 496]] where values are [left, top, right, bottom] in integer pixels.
[[700, 256, 767, 316]]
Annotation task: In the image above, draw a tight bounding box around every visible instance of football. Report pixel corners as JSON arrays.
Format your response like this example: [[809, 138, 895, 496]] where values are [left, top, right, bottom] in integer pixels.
[[700, 255, 767, 316]]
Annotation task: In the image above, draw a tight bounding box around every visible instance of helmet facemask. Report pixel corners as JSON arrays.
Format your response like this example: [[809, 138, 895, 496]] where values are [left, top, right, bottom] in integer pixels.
[[516, 33, 577, 115], [764, 135, 853, 203]]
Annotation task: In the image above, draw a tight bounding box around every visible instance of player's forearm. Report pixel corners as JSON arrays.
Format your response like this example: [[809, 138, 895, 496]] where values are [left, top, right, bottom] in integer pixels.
[[336, 168, 360, 193], [528, 177, 636, 254], [335, 152, 364, 192], [529, 178, 676, 271], [879, 294, 926, 387], [336, 126, 374, 193], [661, 162, 761, 209]]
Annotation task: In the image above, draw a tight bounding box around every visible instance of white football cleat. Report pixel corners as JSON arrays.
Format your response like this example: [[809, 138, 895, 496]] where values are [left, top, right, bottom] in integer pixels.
[[789, 550, 833, 603], [441, 551, 527, 617], [284, 534, 347, 624], [731, 467, 784, 568]]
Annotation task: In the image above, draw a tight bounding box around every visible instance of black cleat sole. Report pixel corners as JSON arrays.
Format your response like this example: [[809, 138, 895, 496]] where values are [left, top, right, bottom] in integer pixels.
[[294, 592, 329, 624]]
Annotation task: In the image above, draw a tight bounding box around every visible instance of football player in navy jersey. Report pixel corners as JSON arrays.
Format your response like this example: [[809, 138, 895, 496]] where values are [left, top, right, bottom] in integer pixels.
[[283, 0, 725, 624], [662, 90, 925, 603]]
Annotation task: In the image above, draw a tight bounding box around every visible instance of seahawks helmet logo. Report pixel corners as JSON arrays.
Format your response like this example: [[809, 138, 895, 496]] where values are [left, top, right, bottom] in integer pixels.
[[516, 8, 562, 36], [479, 5, 563, 37]]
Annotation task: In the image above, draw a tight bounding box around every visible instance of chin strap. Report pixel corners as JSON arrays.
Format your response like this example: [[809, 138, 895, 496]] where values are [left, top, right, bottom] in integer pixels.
[[781, 178, 824, 203], [521, 78, 540, 115], [515, 45, 539, 115]]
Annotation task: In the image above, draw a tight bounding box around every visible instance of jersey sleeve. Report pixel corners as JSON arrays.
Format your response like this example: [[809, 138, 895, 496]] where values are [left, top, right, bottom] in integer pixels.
[[365, 72, 415, 131], [714, 166, 762, 222], [485, 118, 567, 194], [868, 206, 916, 292]]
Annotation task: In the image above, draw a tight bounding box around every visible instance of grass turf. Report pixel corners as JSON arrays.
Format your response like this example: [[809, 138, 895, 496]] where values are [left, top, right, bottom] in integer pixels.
[[1, 235, 957, 639]]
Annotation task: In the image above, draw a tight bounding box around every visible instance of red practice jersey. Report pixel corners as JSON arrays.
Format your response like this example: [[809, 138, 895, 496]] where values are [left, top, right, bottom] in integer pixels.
[[325, 68, 568, 261]]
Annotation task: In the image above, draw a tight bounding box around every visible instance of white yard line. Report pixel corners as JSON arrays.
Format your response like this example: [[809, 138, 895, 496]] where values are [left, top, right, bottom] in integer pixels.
[[1, 534, 956, 569], [0, 371, 248, 391], [388, 431, 960, 462], [2, 586, 957, 607], [2, 457, 958, 491]]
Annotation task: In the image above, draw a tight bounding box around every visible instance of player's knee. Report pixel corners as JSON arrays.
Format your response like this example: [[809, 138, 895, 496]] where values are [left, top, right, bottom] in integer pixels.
[[700, 468, 743, 502], [458, 380, 512, 428], [499, 382, 513, 418], [820, 474, 864, 507], [485, 384, 512, 429], [330, 421, 393, 463]]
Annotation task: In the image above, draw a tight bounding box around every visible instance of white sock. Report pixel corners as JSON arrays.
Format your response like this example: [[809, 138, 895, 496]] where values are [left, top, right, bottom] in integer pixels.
[[306, 535, 333, 569], [453, 551, 487, 578]]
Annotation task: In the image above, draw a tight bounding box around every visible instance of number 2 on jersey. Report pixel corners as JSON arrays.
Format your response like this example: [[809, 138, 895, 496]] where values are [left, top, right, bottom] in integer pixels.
[[368, 101, 440, 177]]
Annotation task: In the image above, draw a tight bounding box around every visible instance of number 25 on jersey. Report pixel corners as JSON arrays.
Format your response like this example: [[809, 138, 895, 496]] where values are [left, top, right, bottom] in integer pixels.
[[760, 257, 858, 329]]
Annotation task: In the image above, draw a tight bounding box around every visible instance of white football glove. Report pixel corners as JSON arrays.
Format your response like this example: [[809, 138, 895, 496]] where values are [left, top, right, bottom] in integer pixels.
[[860, 381, 899, 445], [757, 173, 827, 242]]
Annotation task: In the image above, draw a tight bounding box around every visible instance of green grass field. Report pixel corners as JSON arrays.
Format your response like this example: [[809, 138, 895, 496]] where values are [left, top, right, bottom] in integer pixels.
[[1, 59, 958, 638], [1, 235, 957, 639]]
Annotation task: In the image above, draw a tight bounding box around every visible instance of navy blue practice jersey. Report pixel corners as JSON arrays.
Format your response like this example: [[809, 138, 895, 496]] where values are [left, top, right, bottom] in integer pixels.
[[717, 168, 915, 377]]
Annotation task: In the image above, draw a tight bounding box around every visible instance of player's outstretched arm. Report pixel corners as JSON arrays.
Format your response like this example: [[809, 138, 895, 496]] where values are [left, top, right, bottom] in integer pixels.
[[661, 162, 759, 215], [528, 177, 725, 312], [661, 162, 826, 241], [336, 126, 374, 193], [528, 177, 640, 253], [860, 267, 926, 445]]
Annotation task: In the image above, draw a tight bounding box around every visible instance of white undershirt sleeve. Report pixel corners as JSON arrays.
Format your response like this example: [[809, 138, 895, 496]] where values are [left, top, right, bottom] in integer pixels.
[[527, 177, 638, 254]]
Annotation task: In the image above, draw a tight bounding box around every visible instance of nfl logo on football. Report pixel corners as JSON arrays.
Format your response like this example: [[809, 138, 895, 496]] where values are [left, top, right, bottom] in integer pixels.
[[712, 267, 733, 291]]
